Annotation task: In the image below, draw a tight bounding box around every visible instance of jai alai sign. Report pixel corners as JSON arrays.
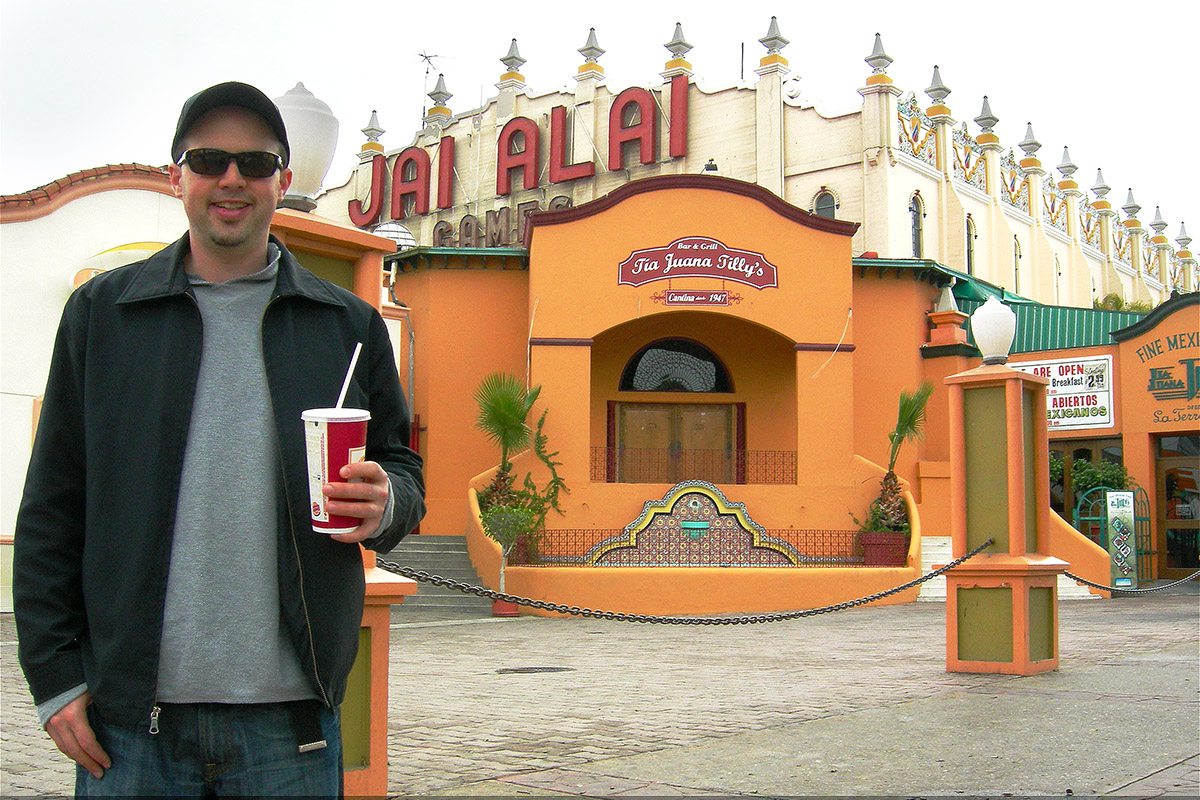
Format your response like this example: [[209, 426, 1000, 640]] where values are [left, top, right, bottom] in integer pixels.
[[618, 237, 779, 289]]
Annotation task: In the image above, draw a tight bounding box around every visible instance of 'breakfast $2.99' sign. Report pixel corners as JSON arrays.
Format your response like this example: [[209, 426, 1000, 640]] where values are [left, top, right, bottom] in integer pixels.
[[1010, 355, 1113, 430]]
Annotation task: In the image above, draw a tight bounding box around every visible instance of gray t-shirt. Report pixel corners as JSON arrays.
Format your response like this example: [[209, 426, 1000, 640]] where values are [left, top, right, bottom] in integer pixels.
[[156, 250, 313, 703]]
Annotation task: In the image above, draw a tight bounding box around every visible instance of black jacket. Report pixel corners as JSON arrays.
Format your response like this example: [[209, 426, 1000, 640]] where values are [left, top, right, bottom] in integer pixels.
[[14, 234, 425, 726]]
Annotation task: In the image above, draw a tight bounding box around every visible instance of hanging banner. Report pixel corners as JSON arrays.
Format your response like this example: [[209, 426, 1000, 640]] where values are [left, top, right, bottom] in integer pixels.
[[1010, 355, 1114, 430], [1105, 491, 1138, 589]]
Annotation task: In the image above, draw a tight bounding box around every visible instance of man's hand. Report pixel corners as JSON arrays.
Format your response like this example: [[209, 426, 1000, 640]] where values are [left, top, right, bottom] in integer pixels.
[[325, 460, 390, 543], [45, 693, 110, 779]]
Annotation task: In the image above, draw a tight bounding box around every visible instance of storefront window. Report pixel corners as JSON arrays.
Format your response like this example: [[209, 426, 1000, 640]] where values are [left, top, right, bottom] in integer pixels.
[[1159, 435, 1199, 572], [1049, 438, 1124, 525], [620, 339, 732, 393]]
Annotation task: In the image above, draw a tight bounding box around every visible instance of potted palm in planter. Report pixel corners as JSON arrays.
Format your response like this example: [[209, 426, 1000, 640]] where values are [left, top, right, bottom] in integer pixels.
[[858, 381, 933, 566], [473, 373, 566, 615]]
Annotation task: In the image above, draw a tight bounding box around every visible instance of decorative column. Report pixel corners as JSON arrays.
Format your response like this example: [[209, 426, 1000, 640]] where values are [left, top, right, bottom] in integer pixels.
[[572, 28, 605, 205], [1122, 190, 1153, 302], [1057, 148, 1080, 238], [1057, 148, 1083, 304], [1092, 170, 1121, 297], [1148, 207, 1171, 285], [496, 39, 526, 119], [944, 298, 1067, 675], [1177, 224, 1196, 293], [423, 74, 453, 132], [925, 66, 953, 261], [974, 97, 1003, 203], [660, 22, 693, 176], [754, 16, 789, 195], [857, 34, 903, 255]]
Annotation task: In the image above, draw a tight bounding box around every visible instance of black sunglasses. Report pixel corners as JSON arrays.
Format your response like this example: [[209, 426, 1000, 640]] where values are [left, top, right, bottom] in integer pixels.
[[177, 148, 284, 179]]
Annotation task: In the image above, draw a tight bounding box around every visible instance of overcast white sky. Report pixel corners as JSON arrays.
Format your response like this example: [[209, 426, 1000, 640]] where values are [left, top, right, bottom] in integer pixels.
[[2, 0, 1194, 242]]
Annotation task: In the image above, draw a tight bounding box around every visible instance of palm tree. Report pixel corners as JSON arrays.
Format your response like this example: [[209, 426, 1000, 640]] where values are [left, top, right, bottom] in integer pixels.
[[871, 381, 934, 531], [473, 372, 540, 505]]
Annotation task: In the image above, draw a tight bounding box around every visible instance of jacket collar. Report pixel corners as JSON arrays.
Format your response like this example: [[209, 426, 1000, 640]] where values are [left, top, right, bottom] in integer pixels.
[[116, 233, 346, 307]]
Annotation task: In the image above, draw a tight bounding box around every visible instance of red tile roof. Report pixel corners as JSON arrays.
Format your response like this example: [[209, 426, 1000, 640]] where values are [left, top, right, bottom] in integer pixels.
[[1, 163, 172, 222]]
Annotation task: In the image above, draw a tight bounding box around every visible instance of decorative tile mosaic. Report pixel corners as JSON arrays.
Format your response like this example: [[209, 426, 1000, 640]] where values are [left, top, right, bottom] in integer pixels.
[[587, 481, 803, 566]]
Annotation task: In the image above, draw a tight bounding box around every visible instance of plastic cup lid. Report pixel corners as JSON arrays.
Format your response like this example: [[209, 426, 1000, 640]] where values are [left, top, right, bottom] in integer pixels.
[[302, 408, 371, 422]]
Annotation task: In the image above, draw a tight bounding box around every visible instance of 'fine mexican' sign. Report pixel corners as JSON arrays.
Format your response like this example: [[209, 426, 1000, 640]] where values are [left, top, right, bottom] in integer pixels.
[[618, 237, 778, 289], [1010, 355, 1114, 430]]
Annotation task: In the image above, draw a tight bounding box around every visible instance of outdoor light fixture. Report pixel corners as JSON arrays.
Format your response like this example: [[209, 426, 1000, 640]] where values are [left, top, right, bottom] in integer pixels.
[[971, 295, 1016, 365], [275, 83, 339, 211]]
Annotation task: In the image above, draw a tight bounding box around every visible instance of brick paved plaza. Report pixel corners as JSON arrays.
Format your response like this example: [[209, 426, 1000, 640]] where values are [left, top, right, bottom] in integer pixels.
[[2, 585, 1197, 797]]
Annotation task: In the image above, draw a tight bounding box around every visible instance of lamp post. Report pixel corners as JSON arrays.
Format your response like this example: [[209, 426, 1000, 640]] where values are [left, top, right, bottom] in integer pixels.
[[942, 293, 1066, 675], [274, 83, 339, 212], [971, 295, 1016, 364]]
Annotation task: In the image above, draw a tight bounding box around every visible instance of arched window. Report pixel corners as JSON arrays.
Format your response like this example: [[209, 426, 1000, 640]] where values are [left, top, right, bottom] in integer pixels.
[[814, 191, 837, 219], [619, 339, 732, 393], [910, 195, 924, 258], [1012, 236, 1022, 294], [965, 216, 977, 276]]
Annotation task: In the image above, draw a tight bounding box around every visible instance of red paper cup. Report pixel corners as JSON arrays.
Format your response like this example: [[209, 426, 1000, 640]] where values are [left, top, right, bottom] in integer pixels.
[[302, 408, 371, 534]]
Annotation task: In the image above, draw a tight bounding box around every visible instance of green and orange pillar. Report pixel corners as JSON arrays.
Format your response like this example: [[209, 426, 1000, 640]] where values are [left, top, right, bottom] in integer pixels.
[[943, 297, 1068, 675]]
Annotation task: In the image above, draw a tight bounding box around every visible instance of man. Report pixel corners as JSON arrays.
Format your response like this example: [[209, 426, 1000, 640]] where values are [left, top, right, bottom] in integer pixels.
[[13, 82, 425, 797]]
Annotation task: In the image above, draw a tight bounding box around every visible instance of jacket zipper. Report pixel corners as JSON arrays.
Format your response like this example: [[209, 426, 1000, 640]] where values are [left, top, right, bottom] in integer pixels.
[[149, 290, 202, 737], [265, 295, 332, 709]]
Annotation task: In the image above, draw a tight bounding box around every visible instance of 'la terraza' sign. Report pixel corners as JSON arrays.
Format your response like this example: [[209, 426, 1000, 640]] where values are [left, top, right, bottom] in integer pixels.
[[618, 237, 778, 290]]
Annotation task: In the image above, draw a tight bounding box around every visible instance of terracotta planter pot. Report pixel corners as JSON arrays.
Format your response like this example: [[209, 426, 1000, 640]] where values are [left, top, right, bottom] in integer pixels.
[[491, 599, 521, 617], [859, 530, 908, 566]]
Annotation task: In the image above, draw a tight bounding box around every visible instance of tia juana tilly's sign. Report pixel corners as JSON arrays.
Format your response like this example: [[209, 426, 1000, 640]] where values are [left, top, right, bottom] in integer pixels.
[[617, 237, 778, 289]]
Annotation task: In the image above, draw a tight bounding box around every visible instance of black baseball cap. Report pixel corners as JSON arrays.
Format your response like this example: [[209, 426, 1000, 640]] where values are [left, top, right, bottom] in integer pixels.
[[171, 81, 290, 167]]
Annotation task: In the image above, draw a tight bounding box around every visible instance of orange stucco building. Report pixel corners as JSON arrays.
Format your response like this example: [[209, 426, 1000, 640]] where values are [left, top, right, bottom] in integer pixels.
[[378, 168, 1192, 615]]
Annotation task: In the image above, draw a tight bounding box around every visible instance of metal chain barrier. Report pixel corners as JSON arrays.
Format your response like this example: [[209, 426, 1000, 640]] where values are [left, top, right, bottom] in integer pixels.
[[375, 538, 995, 625], [1063, 569, 1200, 595]]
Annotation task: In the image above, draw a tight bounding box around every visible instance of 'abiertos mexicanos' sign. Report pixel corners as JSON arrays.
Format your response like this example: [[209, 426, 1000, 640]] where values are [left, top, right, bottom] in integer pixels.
[[1010, 354, 1114, 430], [618, 237, 778, 289]]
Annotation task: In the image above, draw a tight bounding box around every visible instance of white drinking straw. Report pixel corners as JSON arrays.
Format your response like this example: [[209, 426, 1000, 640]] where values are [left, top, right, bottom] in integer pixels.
[[335, 342, 363, 409]]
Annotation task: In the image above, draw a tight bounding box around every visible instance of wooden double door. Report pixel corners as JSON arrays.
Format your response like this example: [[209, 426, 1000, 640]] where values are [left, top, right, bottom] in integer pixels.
[[617, 403, 739, 484]]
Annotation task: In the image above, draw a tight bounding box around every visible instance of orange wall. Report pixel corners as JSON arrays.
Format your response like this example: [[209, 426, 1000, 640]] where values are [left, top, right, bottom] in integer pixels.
[[851, 273, 942, 486], [1113, 303, 1199, 522], [392, 266, 528, 535]]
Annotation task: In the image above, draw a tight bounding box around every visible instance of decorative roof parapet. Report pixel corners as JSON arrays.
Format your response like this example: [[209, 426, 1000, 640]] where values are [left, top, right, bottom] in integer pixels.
[[1122, 189, 1142, 228], [1091, 169, 1112, 210], [864, 33, 893, 84], [1018, 123, 1042, 171], [1149, 207, 1168, 243], [925, 65, 951, 118], [662, 22, 693, 78], [756, 16, 790, 75], [1056, 147, 1078, 190], [974, 96, 1000, 146], [498, 39, 527, 90], [359, 110, 385, 159], [577, 28, 606, 81], [424, 74, 453, 128]]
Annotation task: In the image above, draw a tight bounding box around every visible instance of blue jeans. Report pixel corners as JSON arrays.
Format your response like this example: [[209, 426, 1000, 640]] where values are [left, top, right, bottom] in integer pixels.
[[77, 702, 342, 797]]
